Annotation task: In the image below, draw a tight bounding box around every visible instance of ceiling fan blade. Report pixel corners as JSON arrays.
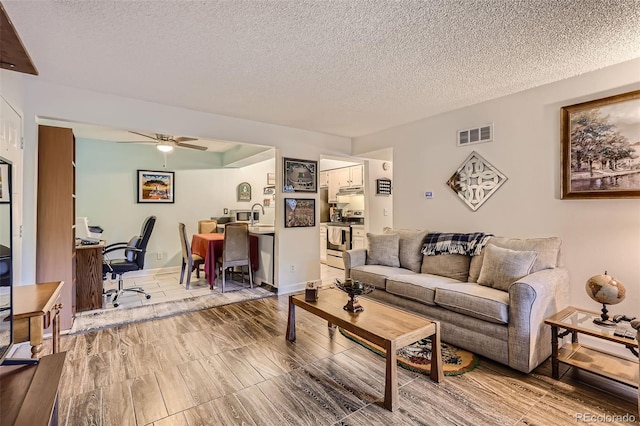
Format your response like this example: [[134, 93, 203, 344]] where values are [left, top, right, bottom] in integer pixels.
[[174, 137, 198, 143], [128, 131, 158, 141], [175, 141, 208, 151]]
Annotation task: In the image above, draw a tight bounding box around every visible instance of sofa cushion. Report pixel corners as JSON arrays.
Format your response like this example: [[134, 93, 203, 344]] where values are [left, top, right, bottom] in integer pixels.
[[350, 265, 415, 290], [421, 254, 471, 282], [366, 233, 400, 267], [468, 236, 561, 282], [434, 284, 510, 324], [383, 228, 429, 273], [386, 274, 463, 305], [477, 244, 537, 291]]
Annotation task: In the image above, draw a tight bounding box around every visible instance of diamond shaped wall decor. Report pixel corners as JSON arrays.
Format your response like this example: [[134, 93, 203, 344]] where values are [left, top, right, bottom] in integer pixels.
[[446, 151, 507, 211]]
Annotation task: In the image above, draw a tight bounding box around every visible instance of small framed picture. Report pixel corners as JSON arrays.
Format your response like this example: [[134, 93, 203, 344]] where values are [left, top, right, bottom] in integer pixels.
[[237, 182, 252, 201], [284, 198, 316, 228], [283, 157, 317, 193], [263, 187, 275, 195], [137, 170, 174, 203], [267, 172, 276, 186]]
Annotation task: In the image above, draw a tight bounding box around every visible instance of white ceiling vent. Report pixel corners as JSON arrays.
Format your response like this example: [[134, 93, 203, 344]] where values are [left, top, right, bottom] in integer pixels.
[[457, 124, 493, 147]]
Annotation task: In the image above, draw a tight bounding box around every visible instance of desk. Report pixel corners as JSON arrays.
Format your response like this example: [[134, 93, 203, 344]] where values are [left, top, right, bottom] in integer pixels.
[[14, 282, 64, 359], [191, 233, 259, 288], [76, 243, 105, 312]]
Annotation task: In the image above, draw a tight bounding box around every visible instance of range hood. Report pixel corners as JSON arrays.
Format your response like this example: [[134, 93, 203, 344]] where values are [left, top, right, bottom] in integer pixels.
[[337, 187, 364, 196]]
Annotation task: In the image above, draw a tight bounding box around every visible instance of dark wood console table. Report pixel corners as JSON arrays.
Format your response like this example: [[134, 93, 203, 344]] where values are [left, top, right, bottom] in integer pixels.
[[0, 352, 66, 426]]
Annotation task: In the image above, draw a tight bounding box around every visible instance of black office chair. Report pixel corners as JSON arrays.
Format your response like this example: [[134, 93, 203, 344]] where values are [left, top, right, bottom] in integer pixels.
[[103, 216, 156, 307]]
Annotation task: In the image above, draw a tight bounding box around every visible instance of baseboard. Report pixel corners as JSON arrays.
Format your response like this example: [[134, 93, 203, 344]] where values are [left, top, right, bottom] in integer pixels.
[[116, 265, 182, 278]]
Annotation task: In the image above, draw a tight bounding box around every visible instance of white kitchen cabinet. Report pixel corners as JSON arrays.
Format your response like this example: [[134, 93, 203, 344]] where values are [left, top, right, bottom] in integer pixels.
[[349, 164, 363, 187], [319, 171, 329, 188], [328, 170, 340, 202], [336, 167, 351, 188], [351, 225, 366, 250], [319, 224, 328, 263]]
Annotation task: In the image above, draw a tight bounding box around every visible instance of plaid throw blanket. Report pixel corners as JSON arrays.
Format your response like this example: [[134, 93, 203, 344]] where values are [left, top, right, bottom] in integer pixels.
[[421, 232, 493, 256]]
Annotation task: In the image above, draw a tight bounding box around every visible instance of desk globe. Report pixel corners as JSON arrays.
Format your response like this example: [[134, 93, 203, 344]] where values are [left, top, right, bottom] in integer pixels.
[[585, 271, 626, 327]]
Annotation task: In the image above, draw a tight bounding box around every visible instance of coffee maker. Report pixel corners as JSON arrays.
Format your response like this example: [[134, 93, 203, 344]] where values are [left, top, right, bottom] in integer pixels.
[[329, 207, 343, 222]]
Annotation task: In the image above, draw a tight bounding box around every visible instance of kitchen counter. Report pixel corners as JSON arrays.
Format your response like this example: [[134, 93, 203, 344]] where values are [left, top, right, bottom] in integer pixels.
[[248, 225, 275, 234], [217, 223, 275, 234]]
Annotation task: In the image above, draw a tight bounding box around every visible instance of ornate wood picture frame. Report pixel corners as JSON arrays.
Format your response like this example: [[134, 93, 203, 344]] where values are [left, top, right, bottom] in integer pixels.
[[561, 90, 640, 199]]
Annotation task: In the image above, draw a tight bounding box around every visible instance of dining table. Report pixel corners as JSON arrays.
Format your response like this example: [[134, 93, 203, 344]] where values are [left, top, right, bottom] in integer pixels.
[[191, 233, 259, 288]]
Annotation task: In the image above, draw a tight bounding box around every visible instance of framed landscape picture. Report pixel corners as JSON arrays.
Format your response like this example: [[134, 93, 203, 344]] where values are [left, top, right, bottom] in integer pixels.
[[561, 89, 640, 199], [284, 198, 315, 228], [137, 170, 175, 203], [283, 157, 317, 193]]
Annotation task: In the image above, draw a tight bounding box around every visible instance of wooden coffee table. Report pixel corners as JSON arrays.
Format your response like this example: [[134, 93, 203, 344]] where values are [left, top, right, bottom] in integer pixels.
[[286, 288, 443, 411]]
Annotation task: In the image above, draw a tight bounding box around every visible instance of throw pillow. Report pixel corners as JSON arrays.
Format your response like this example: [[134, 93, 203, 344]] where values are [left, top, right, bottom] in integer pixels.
[[477, 244, 538, 291], [468, 236, 561, 283], [366, 233, 400, 267], [421, 254, 471, 282], [383, 227, 429, 272]]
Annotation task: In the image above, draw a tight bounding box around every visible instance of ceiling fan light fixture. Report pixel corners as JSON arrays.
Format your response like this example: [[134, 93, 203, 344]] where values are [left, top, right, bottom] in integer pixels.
[[156, 143, 174, 153]]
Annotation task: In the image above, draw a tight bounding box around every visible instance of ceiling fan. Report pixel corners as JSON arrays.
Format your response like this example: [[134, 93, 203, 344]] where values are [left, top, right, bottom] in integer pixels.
[[121, 131, 208, 152]]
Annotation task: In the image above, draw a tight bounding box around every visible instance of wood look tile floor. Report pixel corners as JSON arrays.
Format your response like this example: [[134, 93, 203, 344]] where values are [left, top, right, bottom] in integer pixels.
[[24, 265, 640, 425]]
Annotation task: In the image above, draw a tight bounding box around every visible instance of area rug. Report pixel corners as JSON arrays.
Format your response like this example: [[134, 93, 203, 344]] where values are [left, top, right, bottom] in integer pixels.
[[70, 287, 274, 334], [339, 327, 478, 376]]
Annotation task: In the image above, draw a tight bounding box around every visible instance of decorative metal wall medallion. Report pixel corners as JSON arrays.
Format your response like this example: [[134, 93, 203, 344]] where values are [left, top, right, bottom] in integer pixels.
[[446, 151, 507, 211]]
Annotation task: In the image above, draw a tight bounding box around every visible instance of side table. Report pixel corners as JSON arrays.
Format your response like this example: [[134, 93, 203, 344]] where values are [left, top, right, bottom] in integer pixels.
[[13, 282, 64, 359], [545, 306, 638, 411]]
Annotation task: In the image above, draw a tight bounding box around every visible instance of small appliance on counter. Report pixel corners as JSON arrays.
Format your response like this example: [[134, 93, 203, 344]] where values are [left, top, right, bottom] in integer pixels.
[[329, 207, 343, 223]]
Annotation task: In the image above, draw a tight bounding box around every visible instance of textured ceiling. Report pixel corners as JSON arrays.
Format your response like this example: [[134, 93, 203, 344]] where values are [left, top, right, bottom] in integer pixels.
[[3, 0, 640, 138]]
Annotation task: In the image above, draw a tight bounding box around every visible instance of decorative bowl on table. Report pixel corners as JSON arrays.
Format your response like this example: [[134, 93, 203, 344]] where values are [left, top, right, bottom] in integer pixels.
[[334, 279, 374, 312]]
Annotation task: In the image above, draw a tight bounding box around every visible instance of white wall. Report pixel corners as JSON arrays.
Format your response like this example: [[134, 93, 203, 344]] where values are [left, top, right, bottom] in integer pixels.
[[76, 138, 275, 269], [353, 58, 640, 316], [10, 79, 351, 290]]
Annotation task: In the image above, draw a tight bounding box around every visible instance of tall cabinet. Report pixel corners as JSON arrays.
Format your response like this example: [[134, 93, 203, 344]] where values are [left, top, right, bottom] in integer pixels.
[[36, 125, 76, 331]]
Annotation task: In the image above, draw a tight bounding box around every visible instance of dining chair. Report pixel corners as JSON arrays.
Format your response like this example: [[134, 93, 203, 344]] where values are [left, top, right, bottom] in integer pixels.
[[218, 222, 253, 293], [198, 219, 218, 233], [178, 223, 204, 289]]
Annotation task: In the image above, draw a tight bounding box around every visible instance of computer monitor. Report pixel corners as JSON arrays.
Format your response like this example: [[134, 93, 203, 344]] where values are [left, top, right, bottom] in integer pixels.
[[76, 217, 90, 239]]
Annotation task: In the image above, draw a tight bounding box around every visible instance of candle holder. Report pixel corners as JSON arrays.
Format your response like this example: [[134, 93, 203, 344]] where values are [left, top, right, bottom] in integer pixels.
[[334, 279, 374, 313]]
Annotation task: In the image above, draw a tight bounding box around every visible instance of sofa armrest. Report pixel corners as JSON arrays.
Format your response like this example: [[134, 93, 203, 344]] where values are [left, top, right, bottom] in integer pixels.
[[343, 249, 367, 280], [507, 267, 570, 372]]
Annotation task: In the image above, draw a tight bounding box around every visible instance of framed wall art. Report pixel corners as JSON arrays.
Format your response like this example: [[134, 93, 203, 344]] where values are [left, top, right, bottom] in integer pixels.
[[446, 151, 507, 211], [561, 89, 640, 199], [237, 182, 252, 201], [284, 198, 315, 228], [267, 172, 276, 186], [137, 170, 174, 203], [283, 157, 317, 193]]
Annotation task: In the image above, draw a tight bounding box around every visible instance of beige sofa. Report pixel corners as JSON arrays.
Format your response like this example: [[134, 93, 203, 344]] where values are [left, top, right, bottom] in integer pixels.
[[343, 230, 569, 373]]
